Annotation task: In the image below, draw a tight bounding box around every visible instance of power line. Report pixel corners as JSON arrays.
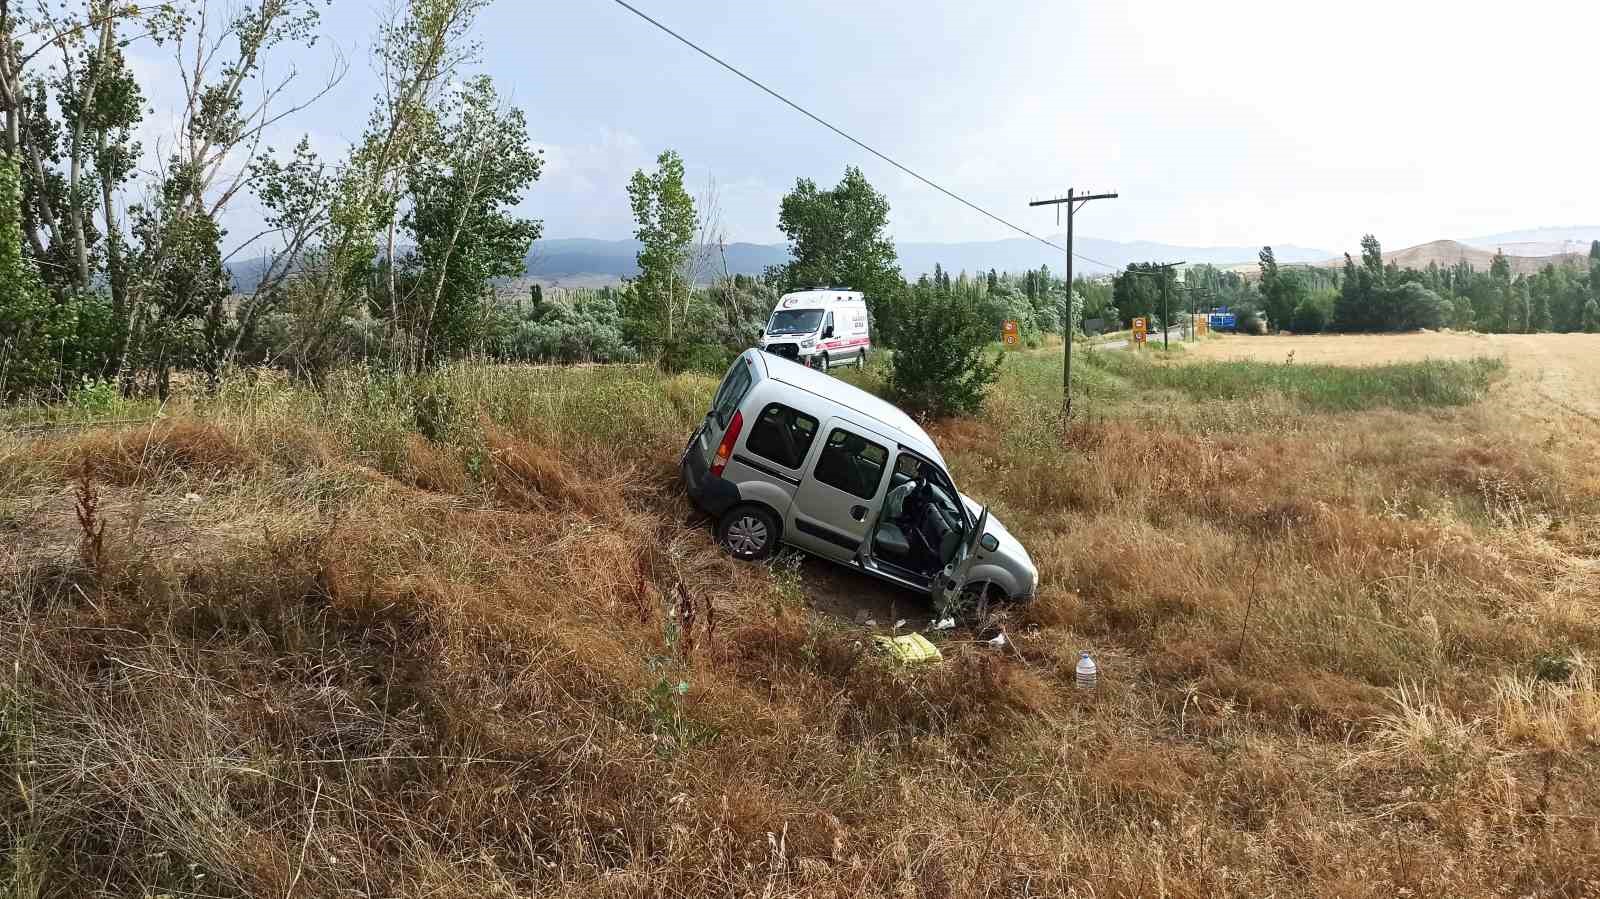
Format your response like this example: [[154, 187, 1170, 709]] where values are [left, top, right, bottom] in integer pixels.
[[606, 0, 1117, 272]]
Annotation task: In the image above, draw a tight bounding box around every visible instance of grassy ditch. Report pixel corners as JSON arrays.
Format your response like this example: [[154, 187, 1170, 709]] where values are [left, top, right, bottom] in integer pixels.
[[1, 351, 1597, 897]]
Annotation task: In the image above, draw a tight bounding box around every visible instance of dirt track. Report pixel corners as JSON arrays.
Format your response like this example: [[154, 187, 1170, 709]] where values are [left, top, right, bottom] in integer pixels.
[[1190, 332, 1600, 422]]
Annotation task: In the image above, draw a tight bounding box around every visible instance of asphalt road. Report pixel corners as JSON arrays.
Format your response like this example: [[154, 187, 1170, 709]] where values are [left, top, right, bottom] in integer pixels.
[[1096, 326, 1186, 351]]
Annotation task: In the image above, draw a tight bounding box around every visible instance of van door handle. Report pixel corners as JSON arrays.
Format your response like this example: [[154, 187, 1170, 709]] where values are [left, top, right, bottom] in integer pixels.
[[850, 505, 867, 522]]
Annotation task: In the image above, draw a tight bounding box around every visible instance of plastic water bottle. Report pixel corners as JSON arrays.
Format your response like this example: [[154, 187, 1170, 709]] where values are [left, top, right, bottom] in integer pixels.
[[1075, 651, 1098, 690]]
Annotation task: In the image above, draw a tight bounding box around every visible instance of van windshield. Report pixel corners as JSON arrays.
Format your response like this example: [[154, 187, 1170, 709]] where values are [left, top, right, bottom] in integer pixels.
[[767, 309, 824, 335]]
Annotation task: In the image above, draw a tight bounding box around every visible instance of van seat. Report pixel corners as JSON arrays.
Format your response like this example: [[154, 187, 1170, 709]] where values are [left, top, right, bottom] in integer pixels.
[[874, 523, 912, 558]]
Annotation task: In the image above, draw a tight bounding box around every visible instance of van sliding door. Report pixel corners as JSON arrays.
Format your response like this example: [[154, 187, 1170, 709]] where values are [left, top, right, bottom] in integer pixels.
[[786, 421, 891, 562]]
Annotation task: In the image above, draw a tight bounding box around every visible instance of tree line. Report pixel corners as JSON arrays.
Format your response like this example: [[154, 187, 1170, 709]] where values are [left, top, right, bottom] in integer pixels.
[[1, 0, 545, 400], [5, 3, 1592, 408], [1122, 235, 1600, 337]]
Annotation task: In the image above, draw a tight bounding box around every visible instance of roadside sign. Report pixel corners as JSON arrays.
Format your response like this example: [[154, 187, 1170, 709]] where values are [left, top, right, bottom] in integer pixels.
[[1132, 317, 1148, 346], [1002, 319, 1020, 348]]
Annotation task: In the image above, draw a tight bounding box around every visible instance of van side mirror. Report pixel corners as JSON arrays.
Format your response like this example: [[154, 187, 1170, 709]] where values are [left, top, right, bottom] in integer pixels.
[[822, 325, 834, 338], [980, 533, 999, 553]]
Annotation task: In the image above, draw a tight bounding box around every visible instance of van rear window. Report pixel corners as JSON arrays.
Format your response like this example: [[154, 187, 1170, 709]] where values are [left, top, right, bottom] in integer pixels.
[[813, 428, 888, 500], [745, 403, 819, 470], [710, 360, 753, 428]]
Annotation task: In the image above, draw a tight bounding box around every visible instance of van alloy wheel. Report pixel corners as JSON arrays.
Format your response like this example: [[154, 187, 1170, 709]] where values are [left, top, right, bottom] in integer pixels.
[[718, 504, 778, 560], [726, 515, 767, 554]]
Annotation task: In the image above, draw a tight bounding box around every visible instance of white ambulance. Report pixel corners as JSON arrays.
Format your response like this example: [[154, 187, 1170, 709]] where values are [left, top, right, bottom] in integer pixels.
[[758, 289, 871, 371]]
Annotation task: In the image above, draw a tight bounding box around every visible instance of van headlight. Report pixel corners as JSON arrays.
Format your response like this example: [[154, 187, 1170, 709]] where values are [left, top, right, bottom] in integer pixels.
[[800, 338, 815, 349]]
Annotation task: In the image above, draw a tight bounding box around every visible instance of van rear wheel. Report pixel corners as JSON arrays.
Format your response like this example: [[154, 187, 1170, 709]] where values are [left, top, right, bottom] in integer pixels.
[[856, 349, 867, 368], [718, 505, 778, 561]]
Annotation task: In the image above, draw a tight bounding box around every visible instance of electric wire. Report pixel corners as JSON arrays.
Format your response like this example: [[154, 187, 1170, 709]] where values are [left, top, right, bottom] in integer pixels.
[[606, 0, 1119, 272]]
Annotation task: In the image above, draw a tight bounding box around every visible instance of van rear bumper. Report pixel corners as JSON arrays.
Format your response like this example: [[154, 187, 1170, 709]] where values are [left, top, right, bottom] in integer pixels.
[[681, 446, 740, 517]]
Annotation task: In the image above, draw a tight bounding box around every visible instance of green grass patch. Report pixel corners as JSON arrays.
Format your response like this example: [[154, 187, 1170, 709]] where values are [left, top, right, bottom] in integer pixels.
[[996, 345, 1503, 414], [1098, 353, 1503, 412]]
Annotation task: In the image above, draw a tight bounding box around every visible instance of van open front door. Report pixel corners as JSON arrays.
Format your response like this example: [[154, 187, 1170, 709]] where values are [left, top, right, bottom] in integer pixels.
[[931, 506, 988, 611]]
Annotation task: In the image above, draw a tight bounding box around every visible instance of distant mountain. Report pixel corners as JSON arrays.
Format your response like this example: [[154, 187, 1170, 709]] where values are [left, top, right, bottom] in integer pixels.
[[1461, 226, 1600, 250], [229, 228, 1595, 294], [1309, 239, 1587, 277], [525, 238, 789, 286], [522, 235, 1333, 285]]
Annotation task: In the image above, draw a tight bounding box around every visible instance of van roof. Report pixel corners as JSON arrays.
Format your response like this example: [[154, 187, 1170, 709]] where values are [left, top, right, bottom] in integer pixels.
[[777, 289, 864, 308], [749, 350, 946, 468]]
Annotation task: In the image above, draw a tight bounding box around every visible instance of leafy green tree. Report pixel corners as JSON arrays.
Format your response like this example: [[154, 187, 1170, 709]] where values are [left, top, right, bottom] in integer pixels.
[[1258, 246, 1306, 333], [0, 152, 57, 396], [625, 148, 696, 355], [1360, 234, 1385, 282], [1584, 298, 1600, 333], [395, 75, 541, 368], [1590, 243, 1600, 322], [1258, 246, 1291, 332], [1388, 282, 1448, 331], [1289, 288, 1335, 333], [773, 166, 904, 343], [887, 285, 1003, 418], [1333, 254, 1363, 331], [1113, 262, 1175, 327], [286, 0, 491, 376], [128, 179, 230, 396]]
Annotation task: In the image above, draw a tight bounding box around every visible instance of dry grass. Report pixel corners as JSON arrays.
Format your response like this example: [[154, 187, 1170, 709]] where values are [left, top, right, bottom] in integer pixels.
[[2, 349, 1599, 897], [1192, 331, 1600, 422]]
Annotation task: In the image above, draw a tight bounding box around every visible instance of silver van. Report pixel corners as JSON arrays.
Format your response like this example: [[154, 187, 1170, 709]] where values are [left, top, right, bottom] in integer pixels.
[[681, 349, 1038, 606]]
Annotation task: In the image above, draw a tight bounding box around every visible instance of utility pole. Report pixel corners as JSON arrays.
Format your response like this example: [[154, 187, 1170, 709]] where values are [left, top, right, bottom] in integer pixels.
[[1029, 189, 1117, 419], [1125, 261, 1184, 349], [1174, 285, 1211, 341], [1162, 275, 1170, 350]]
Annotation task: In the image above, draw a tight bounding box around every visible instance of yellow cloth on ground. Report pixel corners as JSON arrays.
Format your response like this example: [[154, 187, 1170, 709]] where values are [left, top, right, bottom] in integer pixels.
[[873, 633, 943, 664]]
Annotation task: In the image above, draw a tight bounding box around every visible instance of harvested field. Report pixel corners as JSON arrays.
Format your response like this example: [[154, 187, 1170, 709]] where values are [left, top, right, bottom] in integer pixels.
[[1190, 331, 1600, 421]]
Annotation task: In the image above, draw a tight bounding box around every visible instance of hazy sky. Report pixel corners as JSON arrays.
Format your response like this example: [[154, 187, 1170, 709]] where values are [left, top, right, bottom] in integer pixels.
[[134, 0, 1600, 254]]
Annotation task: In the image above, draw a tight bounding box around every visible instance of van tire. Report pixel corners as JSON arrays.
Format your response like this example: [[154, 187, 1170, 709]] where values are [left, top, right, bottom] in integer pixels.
[[856, 349, 867, 368], [717, 505, 779, 561], [819, 352, 830, 371]]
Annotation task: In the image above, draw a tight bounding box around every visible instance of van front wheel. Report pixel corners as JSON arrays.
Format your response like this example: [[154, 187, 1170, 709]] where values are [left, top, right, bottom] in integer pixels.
[[718, 505, 779, 561], [818, 352, 830, 371]]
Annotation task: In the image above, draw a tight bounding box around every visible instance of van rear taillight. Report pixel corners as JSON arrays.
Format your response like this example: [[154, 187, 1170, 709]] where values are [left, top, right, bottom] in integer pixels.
[[710, 410, 743, 477]]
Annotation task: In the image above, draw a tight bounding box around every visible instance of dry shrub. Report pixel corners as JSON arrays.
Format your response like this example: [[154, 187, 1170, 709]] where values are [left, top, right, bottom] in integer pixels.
[[837, 650, 1052, 747], [1203, 667, 1389, 736], [69, 417, 257, 486], [483, 426, 631, 518], [924, 415, 994, 456], [7, 357, 1600, 898], [400, 434, 469, 494], [1494, 653, 1600, 752]]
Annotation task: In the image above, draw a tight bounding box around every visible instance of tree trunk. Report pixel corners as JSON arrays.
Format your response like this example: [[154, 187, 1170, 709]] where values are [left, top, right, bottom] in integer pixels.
[[64, 16, 113, 293], [417, 161, 484, 373], [99, 142, 124, 377]]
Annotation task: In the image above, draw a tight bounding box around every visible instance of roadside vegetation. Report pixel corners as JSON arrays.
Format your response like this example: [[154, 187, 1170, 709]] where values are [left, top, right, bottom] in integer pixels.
[[4, 340, 1598, 897], [1115, 237, 1600, 337], [4, 3, 1600, 895]]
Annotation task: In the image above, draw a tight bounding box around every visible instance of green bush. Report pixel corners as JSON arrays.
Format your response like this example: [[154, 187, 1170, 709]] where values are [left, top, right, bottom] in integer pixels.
[[887, 286, 1003, 417], [658, 339, 735, 375], [1289, 289, 1336, 333], [501, 292, 637, 363]]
